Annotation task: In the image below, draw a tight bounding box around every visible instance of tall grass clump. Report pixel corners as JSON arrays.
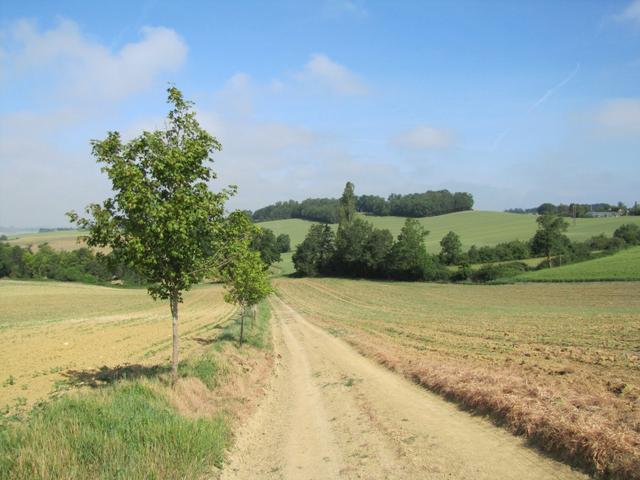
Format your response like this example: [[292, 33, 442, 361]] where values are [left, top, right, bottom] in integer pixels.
[[0, 380, 229, 480]]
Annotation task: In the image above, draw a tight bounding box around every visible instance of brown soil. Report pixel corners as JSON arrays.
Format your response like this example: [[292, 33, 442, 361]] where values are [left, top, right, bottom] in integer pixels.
[[221, 296, 589, 480]]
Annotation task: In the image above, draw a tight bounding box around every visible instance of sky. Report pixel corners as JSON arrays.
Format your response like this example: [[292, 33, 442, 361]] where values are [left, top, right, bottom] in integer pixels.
[[1, 0, 639, 228]]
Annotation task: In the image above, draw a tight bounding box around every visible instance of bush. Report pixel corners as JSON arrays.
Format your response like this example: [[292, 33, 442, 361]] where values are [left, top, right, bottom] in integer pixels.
[[614, 223, 640, 245], [471, 262, 528, 282]]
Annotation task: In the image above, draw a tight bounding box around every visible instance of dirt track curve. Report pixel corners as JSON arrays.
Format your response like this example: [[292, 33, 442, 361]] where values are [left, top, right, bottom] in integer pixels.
[[221, 295, 590, 480]]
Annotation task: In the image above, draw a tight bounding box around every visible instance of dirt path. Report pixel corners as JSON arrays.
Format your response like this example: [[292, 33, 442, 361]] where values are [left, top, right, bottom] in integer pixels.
[[221, 296, 590, 480]]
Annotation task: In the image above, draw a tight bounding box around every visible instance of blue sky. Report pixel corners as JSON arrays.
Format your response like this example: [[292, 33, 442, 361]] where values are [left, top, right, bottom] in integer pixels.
[[1, 0, 639, 227]]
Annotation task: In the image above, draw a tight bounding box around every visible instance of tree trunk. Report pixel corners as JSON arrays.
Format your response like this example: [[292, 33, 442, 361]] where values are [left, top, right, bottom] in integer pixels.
[[239, 307, 245, 346], [170, 293, 179, 386], [252, 305, 256, 328]]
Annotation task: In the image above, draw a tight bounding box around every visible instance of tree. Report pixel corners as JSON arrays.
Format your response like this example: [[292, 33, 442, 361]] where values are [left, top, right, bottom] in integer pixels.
[[338, 181, 356, 226], [250, 227, 281, 267], [386, 218, 431, 280], [222, 246, 272, 345], [292, 224, 335, 276], [439, 231, 463, 265], [68, 87, 249, 384], [276, 233, 291, 253], [530, 214, 570, 267], [614, 223, 640, 245], [537, 203, 557, 215]]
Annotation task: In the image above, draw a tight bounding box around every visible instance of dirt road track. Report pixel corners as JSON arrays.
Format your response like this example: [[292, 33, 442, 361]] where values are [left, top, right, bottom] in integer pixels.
[[221, 295, 590, 480]]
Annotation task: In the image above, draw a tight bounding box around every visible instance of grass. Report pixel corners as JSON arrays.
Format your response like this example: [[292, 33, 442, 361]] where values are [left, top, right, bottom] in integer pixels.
[[0, 381, 230, 479], [514, 246, 640, 282], [0, 281, 273, 479], [275, 277, 640, 478], [260, 211, 640, 275]]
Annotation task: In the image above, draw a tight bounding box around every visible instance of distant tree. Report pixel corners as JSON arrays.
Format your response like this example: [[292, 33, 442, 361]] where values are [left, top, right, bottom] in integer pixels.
[[0, 235, 7, 241], [439, 231, 463, 265], [530, 214, 570, 267], [614, 223, 640, 245], [68, 87, 250, 384], [222, 246, 272, 345], [338, 181, 357, 226], [537, 203, 557, 215], [275, 233, 291, 253], [293, 224, 335, 276], [467, 245, 479, 263], [386, 218, 431, 280], [250, 227, 281, 267]]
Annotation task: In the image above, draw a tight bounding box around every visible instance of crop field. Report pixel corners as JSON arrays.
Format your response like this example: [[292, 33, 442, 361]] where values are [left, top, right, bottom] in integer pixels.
[[275, 277, 640, 477], [515, 246, 640, 282], [0, 280, 236, 414], [5, 230, 89, 251]]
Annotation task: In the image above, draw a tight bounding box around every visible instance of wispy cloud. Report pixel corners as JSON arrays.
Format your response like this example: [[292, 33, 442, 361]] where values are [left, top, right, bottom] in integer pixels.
[[593, 98, 640, 137], [322, 0, 368, 20], [616, 0, 640, 25], [530, 63, 580, 112], [392, 125, 454, 150], [296, 53, 369, 96]]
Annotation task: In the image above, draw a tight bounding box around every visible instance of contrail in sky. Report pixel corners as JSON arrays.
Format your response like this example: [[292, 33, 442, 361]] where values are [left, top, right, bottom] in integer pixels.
[[529, 63, 581, 112]]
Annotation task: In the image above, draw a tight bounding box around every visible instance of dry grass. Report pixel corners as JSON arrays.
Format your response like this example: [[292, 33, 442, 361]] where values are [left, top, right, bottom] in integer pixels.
[[275, 278, 640, 479], [0, 280, 236, 415]]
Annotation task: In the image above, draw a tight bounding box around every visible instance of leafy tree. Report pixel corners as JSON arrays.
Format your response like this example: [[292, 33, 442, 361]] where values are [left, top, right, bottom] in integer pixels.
[[537, 203, 557, 215], [338, 181, 356, 226], [530, 214, 570, 267], [250, 227, 281, 267], [614, 223, 640, 245], [222, 246, 272, 345], [276, 233, 291, 253], [386, 218, 431, 280], [439, 231, 463, 265], [68, 87, 249, 384], [292, 224, 335, 276]]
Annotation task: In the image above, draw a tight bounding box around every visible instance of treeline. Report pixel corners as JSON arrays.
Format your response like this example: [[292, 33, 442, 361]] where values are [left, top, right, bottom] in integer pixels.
[[252, 198, 339, 224], [0, 227, 291, 284], [506, 201, 640, 217], [0, 243, 144, 284], [292, 183, 640, 283], [293, 183, 450, 281], [252, 188, 473, 223], [357, 190, 473, 217]]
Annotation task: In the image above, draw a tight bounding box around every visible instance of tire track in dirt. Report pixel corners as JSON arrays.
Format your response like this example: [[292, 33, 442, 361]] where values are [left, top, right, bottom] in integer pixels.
[[221, 296, 590, 480]]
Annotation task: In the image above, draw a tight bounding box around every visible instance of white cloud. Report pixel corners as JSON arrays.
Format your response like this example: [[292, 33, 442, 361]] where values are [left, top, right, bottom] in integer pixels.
[[391, 125, 454, 150], [3, 18, 187, 102], [594, 98, 640, 137], [297, 53, 369, 96], [616, 0, 640, 25]]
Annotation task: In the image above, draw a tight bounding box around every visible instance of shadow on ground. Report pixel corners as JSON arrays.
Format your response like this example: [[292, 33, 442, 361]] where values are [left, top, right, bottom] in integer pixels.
[[63, 364, 171, 388]]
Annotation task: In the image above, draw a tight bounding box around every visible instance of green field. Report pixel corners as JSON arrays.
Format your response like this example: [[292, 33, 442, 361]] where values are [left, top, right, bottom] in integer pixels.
[[515, 246, 640, 282], [259, 211, 640, 275]]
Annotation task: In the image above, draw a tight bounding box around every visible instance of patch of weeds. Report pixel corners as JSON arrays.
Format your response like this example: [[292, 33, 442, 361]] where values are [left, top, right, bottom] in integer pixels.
[[2, 376, 15, 387], [179, 355, 227, 390]]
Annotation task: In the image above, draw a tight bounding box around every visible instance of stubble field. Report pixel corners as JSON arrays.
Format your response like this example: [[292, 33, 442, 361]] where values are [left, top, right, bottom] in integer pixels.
[[275, 277, 640, 478], [0, 280, 236, 414]]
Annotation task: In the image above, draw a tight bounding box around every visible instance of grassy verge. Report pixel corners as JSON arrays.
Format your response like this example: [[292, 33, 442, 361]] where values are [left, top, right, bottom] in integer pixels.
[[276, 278, 640, 479], [0, 299, 272, 480]]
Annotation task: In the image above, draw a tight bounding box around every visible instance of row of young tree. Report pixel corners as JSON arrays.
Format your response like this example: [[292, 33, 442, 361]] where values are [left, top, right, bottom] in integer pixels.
[[506, 201, 640, 217], [293, 183, 640, 283], [252, 189, 474, 223]]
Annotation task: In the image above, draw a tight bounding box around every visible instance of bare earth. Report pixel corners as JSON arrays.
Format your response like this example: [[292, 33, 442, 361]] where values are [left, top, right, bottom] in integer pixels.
[[222, 296, 590, 480]]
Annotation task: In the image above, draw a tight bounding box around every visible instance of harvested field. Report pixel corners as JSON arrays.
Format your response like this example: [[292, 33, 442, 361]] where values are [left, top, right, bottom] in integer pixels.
[[0, 280, 236, 414], [275, 278, 640, 478]]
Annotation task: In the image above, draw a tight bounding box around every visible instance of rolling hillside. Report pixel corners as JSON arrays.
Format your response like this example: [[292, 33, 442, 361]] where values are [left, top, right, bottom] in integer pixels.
[[259, 211, 640, 274], [514, 246, 640, 282]]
